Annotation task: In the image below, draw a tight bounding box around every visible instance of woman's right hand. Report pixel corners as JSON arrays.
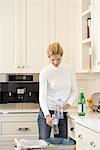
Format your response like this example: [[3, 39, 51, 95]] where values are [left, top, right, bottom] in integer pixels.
[[45, 115, 53, 126]]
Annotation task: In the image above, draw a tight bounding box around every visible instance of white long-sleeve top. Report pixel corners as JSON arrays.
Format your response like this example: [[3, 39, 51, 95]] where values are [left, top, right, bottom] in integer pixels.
[[39, 62, 77, 117]]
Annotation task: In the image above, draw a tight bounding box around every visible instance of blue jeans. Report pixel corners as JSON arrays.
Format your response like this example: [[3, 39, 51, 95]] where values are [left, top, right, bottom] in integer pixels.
[[37, 110, 68, 140]]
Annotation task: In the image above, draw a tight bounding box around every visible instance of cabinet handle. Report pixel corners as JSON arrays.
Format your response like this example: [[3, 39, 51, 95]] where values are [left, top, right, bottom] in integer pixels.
[[16, 127, 29, 131], [22, 65, 24, 68], [14, 145, 17, 148], [17, 65, 20, 68], [78, 134, 83, 139], [70, 127, 75, 132], [17, 65, 25, 69], [90, 141, 96, 147]]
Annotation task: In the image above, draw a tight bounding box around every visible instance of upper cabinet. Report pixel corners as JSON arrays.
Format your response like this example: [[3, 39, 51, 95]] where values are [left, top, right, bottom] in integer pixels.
[[48, 0, 78, 66], [79, 0, 91, 73], [79, 0, 100, 73], [0, 0, 20, 73], [20, 0, 46, 73], [0, 0, 47, 73], [91, 0, 100, 72], [0, 0, 81, 73], [48, 0, 68, 63]]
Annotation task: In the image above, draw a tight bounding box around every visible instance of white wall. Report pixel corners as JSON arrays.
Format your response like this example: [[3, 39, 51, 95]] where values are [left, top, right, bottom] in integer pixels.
[[73, 73, 100, 106]]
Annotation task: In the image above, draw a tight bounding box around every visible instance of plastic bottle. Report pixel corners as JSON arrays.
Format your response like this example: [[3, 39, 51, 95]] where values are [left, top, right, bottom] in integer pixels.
[[78, 88, 86, 116], [56, 99, 63, 119], [52, 114, 59, 135]]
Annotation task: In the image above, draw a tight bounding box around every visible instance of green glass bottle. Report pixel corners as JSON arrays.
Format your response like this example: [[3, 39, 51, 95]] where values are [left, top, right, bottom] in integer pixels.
[[78, 88, 86, 116]]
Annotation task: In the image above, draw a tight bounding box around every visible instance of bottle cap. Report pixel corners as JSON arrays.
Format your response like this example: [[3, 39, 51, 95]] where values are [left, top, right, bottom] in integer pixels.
[[80, 88, 83, 92]]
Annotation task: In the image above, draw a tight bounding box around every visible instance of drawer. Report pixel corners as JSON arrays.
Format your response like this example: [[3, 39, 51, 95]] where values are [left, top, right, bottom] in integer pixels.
[[2, 122, 38, 136], [2, 113, 38, 122], [76, 123, 100, 150]]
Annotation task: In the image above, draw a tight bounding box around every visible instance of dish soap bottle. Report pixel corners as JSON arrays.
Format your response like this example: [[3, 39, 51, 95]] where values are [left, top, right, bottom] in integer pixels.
[[78, 88, 86, 116]]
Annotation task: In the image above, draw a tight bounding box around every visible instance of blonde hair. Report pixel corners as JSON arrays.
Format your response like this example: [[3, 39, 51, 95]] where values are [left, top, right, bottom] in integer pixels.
[[47, 42, 63, 57]]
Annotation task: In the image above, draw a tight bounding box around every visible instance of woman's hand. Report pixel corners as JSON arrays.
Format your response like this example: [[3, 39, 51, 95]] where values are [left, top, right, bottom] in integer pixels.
[[45, 115, 53, 126], [63, 103, 70, 111]]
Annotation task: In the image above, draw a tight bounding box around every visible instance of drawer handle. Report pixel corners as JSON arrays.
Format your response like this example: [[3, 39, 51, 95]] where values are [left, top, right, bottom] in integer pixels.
[[90, 141, 96, 147], [14, 145, 17, 148], [21, 65, 24, 68], [78, 134, 83, 139], [16, 127, 29, 131], [70, 127, 75, 132], [17, 65, 20, 69]]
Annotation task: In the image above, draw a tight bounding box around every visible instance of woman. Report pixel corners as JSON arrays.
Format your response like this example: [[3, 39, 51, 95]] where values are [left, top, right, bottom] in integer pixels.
[[38, 42, 77, 140]]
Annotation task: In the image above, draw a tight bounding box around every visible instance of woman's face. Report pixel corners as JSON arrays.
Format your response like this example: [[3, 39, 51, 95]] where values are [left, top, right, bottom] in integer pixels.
[[49, 54, 62, 67]]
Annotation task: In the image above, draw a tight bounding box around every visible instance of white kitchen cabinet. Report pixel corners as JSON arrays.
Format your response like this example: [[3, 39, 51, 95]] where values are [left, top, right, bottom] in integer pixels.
[[0, 0, 82, 73], [0, 112, 38, 150], [0, 0, 47, 73], [91, 0, 100, 72], [20, 0, 46, 73], [79, 0, 100, 73], [0, 0, 20, 73], [48, 0, 67, 63], [48, 0, 78, 65], [79, 0, 91, 73], [76, 123, 100, 150]]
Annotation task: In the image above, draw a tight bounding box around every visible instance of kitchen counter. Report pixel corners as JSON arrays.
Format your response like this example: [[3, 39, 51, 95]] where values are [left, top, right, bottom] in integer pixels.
[[0, 103, 40, 113], [68, 108, 100, 134]]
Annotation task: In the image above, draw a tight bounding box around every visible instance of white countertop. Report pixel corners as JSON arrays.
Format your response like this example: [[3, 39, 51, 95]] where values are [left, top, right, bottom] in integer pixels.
[[69, 110, 100, 134], [0, 103, 40, 113]]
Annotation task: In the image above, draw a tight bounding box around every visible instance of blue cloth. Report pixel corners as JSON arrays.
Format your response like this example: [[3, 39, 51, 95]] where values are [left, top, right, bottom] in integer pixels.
[[46, 137, 75, 145]]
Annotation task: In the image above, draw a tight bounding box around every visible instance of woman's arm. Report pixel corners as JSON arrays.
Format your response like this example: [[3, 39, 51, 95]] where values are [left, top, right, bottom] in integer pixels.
[[39, 70, 50, 117]]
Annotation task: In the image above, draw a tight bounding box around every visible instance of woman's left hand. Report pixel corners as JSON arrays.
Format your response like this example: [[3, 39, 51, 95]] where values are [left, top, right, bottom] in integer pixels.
[[63, 103, 70, 111]]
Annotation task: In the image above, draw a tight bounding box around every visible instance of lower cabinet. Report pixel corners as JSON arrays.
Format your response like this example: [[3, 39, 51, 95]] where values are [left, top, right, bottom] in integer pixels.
[[75, 123, 100, 150], [0, 112, 38, 150], [68, 116, 76, 140]]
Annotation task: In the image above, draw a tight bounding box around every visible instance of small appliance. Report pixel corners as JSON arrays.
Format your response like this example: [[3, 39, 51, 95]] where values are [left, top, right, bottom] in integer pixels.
[[87, 92, 100, 112], [0, 74, 39, 104]]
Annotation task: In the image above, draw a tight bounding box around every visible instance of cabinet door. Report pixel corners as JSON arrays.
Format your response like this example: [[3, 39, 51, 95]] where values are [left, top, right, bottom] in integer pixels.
[[0, 113, 39, 149], [0, 0, 48, 73], [49, 0, 68, 63], [0, 0, 21, 73], [49, 0, 80, 68], [92, 0, 100, 72], [76, 123, 100, 150], [20, 0, 47, 73]]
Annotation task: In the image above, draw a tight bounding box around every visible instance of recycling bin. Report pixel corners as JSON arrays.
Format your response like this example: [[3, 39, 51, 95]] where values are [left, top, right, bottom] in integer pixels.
[[14, 138, 76, 150]]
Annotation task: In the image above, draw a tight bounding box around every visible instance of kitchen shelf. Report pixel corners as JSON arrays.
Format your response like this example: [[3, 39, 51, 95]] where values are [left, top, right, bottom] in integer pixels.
[[81, 0, 91, 72]]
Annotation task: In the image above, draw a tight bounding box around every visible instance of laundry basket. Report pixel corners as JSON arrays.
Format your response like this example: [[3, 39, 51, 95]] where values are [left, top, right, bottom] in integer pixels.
[[14, 138, 76, 150]]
